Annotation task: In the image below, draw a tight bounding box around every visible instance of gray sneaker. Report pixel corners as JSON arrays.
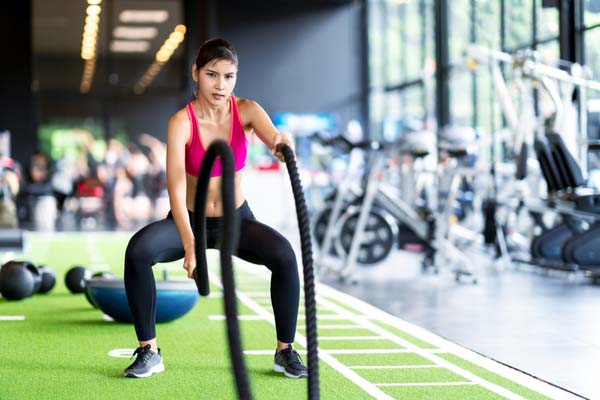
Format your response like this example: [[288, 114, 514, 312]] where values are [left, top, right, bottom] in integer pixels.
[[274, 345, 308, 378], [124, 344, 165, 378]]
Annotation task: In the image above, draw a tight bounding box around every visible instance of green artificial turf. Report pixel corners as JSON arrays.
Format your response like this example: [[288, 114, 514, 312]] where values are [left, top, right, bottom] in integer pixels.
[[0, 232, 560, 399]]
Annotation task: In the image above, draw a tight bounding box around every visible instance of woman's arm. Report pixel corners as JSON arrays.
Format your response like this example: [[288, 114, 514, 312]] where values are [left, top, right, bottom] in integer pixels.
[[245, 100, 295, 161], [166, 113, 195, 276]]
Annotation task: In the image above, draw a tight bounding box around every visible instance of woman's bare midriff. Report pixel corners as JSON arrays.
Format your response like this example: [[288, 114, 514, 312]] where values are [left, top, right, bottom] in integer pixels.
[[185, 171, 245, 217]]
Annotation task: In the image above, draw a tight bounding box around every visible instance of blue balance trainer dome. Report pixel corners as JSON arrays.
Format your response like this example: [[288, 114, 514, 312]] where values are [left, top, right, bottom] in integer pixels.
[[86, 278, 199, 323]]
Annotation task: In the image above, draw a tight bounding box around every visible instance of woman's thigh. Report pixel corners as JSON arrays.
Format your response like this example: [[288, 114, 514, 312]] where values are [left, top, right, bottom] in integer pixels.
[[126, 217, 185, 265]]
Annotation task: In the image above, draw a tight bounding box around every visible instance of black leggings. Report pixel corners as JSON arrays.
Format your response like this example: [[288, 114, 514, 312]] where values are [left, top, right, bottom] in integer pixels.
[[124, 201, 300, 343]]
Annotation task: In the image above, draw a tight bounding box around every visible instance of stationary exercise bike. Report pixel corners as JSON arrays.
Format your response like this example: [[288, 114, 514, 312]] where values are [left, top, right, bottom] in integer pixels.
[[529, 132, 600, 273], [311, 132, 434, 266], [311, 131, 477, 282]]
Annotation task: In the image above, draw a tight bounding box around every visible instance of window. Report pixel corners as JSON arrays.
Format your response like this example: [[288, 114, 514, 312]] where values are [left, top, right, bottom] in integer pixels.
[[537, 2, 559, 41], [505, 0, 534, 49], [449, 0, 471, 63], [367, 0, 434, 136], [584, 0, 600, 28]]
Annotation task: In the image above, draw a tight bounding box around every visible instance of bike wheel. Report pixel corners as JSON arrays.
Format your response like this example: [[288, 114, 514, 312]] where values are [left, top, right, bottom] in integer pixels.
[[336, 209, 395, 265], [312, 206, 339, 256]]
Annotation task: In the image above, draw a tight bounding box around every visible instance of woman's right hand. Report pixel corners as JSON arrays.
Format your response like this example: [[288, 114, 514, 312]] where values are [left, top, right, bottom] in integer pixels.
[[183, 243, 196, 279]]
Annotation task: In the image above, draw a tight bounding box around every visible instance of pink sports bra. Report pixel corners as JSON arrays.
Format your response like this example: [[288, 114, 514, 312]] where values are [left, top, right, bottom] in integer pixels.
[[185, 96, 247, 177]]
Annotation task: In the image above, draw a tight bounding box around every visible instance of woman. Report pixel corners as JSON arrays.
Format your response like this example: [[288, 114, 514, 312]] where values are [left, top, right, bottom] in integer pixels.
[[123, 38, 307, 379]]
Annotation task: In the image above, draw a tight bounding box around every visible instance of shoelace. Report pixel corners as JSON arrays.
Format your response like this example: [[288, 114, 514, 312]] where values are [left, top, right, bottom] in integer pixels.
[[280, 346, 304, 367], [131, 345, 154, 363]]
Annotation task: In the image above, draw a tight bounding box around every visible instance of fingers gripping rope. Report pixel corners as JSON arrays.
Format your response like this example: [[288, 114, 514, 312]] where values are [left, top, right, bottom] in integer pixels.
[[192, 140, 251, 400], [276, 143, 320, 399]]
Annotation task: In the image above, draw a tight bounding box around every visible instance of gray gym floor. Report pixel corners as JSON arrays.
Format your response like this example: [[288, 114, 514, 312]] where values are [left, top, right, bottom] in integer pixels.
[[319, 250, 600, 400]]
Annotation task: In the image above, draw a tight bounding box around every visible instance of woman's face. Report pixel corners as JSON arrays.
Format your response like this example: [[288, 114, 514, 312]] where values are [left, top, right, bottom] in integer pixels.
[[195, 59, 237, 106]]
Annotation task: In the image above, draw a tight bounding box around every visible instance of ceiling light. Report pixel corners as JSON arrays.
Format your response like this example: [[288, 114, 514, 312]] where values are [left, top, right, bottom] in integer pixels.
[[109, 40, 151, 53], [86, 15, 99, 24], [169, 32, 184, 43], [86, 5, 101, 15], [163, 42, 177, 51], [84, 24, 98, 33], [134, 24, 185, 94], [113, 26, 158, 40], [119, 10, 168, 23], [87, 0, 102, 4]]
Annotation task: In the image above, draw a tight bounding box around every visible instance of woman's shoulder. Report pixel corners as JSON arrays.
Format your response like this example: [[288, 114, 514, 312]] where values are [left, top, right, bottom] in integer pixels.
[[169, 106, 192, 127], [235, 97, 260, 117], [167, 106, 192, 137]]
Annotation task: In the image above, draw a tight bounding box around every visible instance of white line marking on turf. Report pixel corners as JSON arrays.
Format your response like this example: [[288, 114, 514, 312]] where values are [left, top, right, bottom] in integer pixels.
[[318, 349, 448, 355], [318, 336, 384, 341], [297, 324, 362, 329], [108, 349, 136, 358], [376, 382, 477, 387], [244, 349, 448, 355], [210, 315, 273, 321], [224, 264, 580, 400], [349, 365, 442, 370], [209, 272, 395, 400], [316, 294, 527, 400], [0, 315, 25, 320], [245, 349, 307, 355], [243, 291, 271, 297], [316, 283, 581, 400], [208, 316, 366, 322]]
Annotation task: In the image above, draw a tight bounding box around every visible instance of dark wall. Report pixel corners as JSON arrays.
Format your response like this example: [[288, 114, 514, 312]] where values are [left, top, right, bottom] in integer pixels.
[[213, 0, 365, 130], [2, 0, 364, 165], [39, 92, 188, 143], [0, 2, 37, 163]]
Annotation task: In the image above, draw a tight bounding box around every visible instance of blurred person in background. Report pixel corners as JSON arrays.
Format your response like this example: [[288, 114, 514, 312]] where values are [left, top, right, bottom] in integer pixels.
[[138, 133, 169, 221], [23, 152, 56, 231], [0, 156, 20, 228]]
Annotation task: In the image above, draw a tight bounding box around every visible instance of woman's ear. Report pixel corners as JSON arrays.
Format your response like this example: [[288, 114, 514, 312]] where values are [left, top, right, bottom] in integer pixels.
[[191, 65, 198, 82]]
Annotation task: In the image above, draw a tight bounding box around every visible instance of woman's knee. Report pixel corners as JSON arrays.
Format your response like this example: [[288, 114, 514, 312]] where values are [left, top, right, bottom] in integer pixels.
[[270, 241, 298, 277], [124, 234, 153, 273]]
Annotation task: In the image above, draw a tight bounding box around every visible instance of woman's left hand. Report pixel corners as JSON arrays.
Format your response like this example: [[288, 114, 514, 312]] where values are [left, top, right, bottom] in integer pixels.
[[272, 133, 295, 162]]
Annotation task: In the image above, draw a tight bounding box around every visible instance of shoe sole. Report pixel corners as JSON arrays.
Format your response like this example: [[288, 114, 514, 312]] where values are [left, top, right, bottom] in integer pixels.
[[273, 364, 307, 379], [124, 362, 165, 378]]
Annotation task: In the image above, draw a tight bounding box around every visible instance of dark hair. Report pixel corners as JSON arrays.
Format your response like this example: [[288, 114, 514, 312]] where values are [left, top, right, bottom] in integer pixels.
[[194, 38, 238, 70]]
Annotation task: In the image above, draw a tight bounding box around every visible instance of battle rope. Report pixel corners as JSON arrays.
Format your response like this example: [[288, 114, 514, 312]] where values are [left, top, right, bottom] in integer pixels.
[[192, 139, 251, 400], [193, 140, 320, 399], [276, 143, 320, 399]]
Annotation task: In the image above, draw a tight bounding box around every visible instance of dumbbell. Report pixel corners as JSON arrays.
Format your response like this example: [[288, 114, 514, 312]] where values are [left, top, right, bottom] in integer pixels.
[[64, 266, 92, 294], [37, 265, 57, 294], [0, 261, 39, 300]]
